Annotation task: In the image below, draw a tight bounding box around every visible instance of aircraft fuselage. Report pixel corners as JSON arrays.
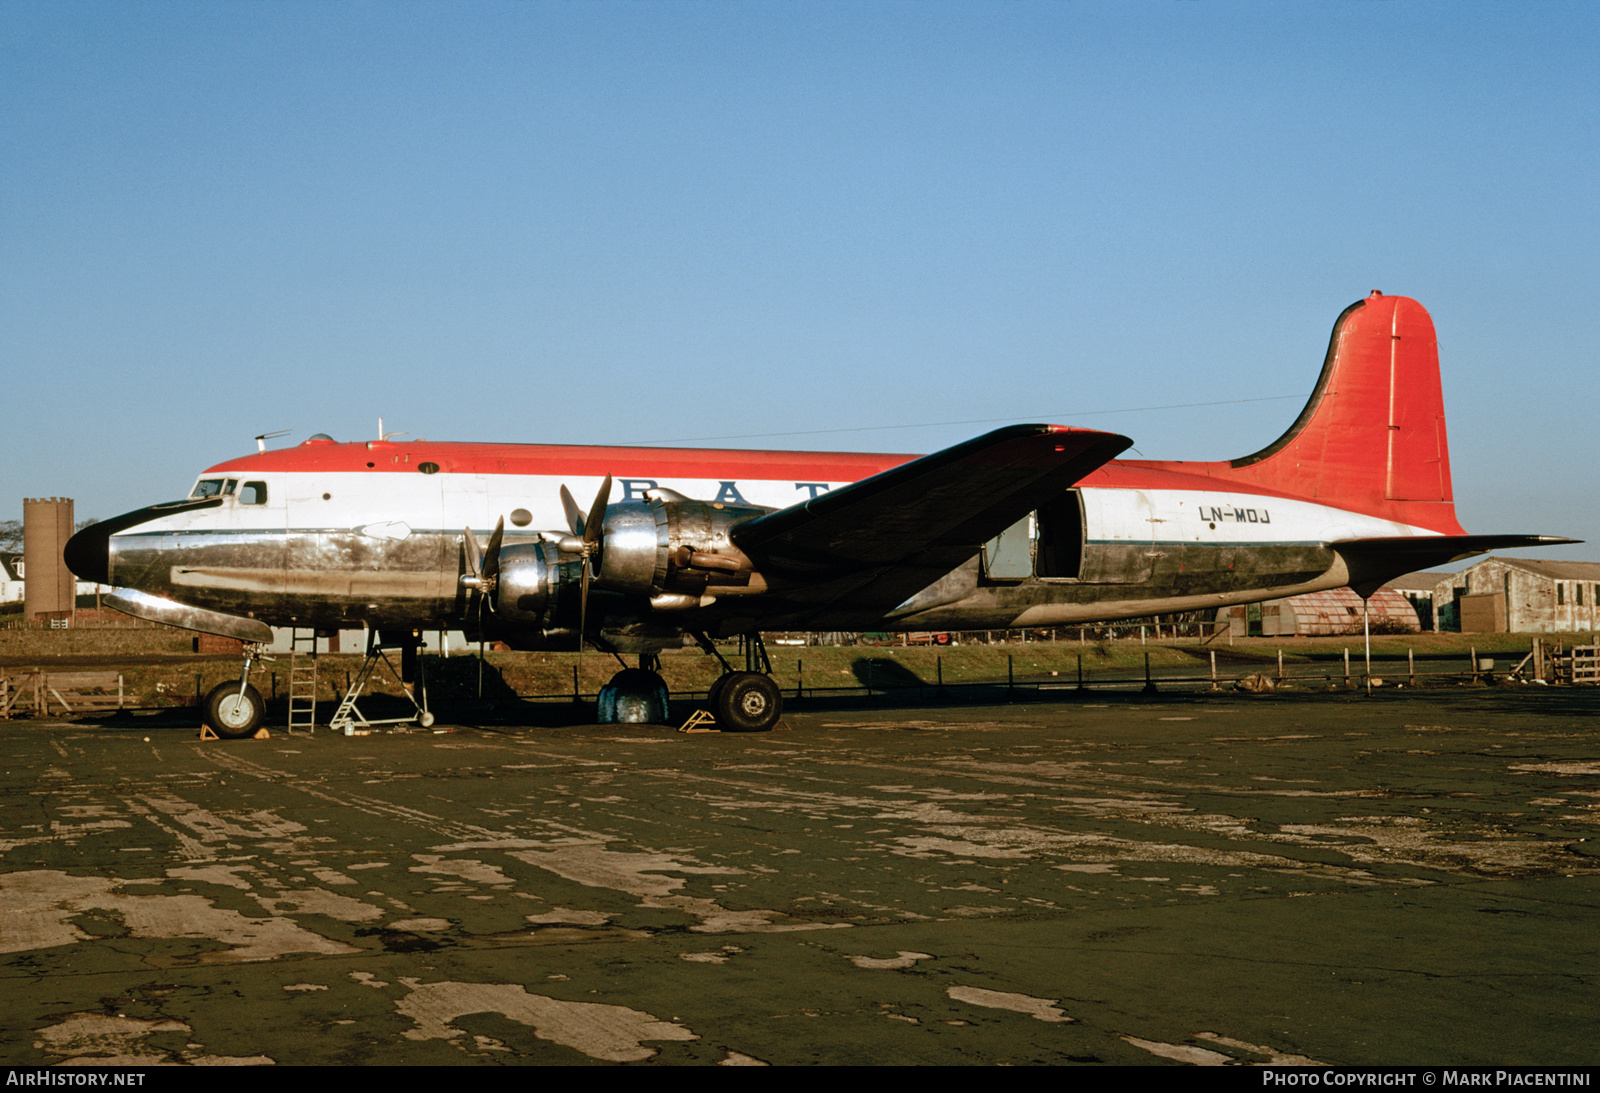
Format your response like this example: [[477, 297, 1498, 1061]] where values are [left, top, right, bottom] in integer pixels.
[[89, 438, 1428, 645]]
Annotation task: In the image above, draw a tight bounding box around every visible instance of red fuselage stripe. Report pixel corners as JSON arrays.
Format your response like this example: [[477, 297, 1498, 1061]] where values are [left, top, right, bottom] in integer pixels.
[[205, 441, 1438, 518]]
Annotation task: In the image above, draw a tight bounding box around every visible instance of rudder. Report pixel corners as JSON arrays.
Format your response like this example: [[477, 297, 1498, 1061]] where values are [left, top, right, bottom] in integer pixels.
[[1221, 292, 1462, 534]]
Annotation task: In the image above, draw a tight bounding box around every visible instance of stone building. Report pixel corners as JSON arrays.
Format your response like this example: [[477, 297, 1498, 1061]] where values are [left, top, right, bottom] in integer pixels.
[[1389, 557, 1600, 633]]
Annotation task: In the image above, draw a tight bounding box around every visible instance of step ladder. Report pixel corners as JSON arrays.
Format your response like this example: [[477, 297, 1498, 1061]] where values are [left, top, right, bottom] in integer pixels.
[[329, 633, 433, 735], [287, 629, 319, 733]]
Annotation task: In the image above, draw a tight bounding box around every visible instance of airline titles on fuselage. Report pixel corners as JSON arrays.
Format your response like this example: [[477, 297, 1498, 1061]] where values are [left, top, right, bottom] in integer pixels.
[[616, 479, 833, 503]]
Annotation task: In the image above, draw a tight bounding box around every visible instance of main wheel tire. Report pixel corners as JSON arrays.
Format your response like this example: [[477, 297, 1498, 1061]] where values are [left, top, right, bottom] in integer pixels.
[[598, 668, 670, 724], [714, 672, 782, 733], [707, 672, 732, 710], [204, 681, 265, 739]]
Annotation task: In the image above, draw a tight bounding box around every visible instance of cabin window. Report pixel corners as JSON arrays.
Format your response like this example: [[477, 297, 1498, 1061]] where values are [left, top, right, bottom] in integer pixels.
[[239, 482, 268, 505], [191, 479, 226, 498]]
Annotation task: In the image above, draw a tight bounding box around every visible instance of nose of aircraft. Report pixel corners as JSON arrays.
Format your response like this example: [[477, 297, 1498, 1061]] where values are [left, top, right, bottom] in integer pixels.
[[63, 496, 228, 587], [64, 519, 114, 585]]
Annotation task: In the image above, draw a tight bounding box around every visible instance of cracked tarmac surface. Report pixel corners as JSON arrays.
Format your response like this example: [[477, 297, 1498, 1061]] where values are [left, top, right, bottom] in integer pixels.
[[2, 688, 1597, 1065]]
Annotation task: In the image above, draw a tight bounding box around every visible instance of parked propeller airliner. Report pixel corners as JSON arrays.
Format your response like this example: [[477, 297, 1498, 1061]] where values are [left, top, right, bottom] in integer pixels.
[[66, 293, 1571, 736]]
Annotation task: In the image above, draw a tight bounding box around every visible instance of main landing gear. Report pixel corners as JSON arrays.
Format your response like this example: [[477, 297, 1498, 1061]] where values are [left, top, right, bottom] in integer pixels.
[[598, 655, 671, 724], [697, 632, 784, 733], [709, 671, 783, 733], [596, 634, 785, 732]]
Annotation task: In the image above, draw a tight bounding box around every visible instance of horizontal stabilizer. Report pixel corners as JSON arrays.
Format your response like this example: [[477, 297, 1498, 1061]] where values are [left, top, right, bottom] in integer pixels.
[[1334, 535, 1581, 598]]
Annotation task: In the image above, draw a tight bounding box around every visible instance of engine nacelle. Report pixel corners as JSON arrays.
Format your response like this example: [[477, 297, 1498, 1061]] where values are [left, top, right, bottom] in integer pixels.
[[483, 540, 702, 652], [493, 541, 584, 637], [596, 495, 773, 601]]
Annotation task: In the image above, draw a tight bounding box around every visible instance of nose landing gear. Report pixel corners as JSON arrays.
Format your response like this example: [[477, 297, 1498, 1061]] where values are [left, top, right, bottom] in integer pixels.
[[201, 643, 271, 739], [203, 680, 266, 738]]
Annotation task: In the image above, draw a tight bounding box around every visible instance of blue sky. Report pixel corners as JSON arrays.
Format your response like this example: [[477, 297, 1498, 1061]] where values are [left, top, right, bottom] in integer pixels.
[[3, 1, 1595, 561]]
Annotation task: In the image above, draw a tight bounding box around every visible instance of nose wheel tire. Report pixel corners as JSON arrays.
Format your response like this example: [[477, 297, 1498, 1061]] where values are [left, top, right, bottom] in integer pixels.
[[713, 671, 782, 733], [204, 681, 265, 739]]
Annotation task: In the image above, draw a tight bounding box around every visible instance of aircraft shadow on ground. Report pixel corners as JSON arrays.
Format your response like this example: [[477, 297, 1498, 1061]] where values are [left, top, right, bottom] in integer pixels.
[[849, 656, 928, 691], [422, 656, 521, 702]]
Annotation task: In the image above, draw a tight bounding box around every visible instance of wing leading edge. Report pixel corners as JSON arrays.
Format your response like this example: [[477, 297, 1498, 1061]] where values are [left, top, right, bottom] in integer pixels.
[[729, 424, 1133, 619]]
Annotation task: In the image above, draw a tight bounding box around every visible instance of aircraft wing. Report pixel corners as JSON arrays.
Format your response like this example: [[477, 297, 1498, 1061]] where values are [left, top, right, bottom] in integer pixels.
[[730, 424, 1132, 619]]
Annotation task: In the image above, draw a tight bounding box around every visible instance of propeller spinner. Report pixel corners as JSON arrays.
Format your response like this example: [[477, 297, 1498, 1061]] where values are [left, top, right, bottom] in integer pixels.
[[461, 516, 505, 611]]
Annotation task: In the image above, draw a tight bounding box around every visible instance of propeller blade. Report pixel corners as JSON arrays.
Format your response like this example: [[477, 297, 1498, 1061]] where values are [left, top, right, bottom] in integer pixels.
[[583, 476, 612, 550], [462, 527, 490, 681], [560, 485, 585, 537], [579, 476, 612, 655], [579, 554, 591, 643], [482, 517, 505, 588], [551, 475, 612, 669]]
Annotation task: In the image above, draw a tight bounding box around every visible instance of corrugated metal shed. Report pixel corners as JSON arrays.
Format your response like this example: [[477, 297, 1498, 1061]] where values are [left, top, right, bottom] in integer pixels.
[[1217, 587, 1420, 637]]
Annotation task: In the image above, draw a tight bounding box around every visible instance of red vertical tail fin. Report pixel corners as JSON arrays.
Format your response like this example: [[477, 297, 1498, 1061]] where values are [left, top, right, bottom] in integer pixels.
[[1220, 292, 1464, 534]]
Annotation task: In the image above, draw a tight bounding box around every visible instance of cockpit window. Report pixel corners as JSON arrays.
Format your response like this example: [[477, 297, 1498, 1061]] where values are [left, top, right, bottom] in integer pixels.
[[190, 479, 239, 499], [240, 481, 267, 505]]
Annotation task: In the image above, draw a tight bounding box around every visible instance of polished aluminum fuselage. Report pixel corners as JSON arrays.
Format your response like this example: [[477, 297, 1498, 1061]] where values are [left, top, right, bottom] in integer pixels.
[[100, 454, 1423, 643]]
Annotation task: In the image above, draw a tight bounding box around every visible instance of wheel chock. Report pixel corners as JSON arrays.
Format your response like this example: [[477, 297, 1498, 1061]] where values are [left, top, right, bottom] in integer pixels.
[[679, 709, 720, 733], [678, 710, 793, 734], [197, 725, 271, 740]]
